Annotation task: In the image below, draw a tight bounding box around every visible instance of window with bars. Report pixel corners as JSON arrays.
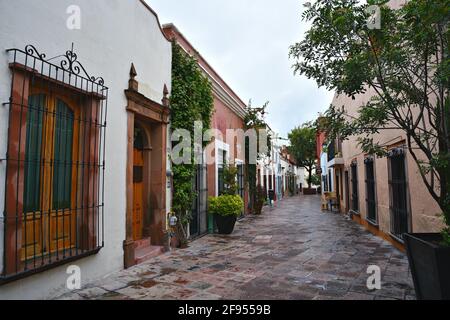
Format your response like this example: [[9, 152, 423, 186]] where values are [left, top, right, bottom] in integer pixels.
[[1, 45, 107, 282], [365, 157, 377, 223], [190, 164, 208, 237], [388, 149, 409, 239], [217, 150, 226, 196], [351, 162, 359, 212]]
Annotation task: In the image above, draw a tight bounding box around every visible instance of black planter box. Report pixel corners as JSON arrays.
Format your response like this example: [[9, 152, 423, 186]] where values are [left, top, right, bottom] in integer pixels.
[[214, 214, 237, 235], [404, 233, 450, 300]]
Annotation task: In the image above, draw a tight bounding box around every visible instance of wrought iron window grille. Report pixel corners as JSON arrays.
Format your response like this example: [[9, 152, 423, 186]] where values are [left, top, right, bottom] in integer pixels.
[[1, 44, 108, 284], [388, 151, 409, 239], [350, 162, 359, 212], [364, 158, 377, 223]]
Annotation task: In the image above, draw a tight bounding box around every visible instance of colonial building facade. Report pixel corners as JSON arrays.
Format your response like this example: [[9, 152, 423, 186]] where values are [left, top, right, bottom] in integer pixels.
[[0, 0, 172, 299], [315, 0, 443, 251], [330, 90, 443, 251]]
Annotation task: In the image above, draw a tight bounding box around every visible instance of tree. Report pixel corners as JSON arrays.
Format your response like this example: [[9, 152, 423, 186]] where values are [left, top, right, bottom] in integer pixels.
[[288, 124, 317, 188], [290, 0, 450, 243]]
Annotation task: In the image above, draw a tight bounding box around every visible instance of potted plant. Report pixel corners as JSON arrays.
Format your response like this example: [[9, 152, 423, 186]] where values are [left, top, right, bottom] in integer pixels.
[[404, 232, 450, 300], [208, 195, 244, 234], [254, 185, 266, 215]]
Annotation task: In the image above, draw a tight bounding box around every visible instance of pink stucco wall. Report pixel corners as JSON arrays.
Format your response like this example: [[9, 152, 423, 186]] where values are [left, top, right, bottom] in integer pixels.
[[163, 25, 248, 208]]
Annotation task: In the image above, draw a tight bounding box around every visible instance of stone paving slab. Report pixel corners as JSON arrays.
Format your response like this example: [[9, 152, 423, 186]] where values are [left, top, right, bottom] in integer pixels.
[[55, 195, 415, 300]]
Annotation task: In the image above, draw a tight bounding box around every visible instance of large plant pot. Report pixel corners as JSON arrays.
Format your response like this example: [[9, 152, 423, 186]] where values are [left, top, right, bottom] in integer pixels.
[[303, 188, 317, 195], [404, 233, 450, 300], [214, 214, 237, 235]]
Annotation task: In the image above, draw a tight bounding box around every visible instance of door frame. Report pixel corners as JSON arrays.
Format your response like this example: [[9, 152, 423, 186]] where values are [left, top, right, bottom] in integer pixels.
[[123, 65, 170, 268]]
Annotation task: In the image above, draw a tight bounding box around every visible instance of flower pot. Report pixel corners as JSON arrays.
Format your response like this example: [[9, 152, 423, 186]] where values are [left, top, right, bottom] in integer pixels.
[[214, 214, 237, 235], [303, 188, 317, 195], [179, 242, 189, 249], [404, 233, 450, 300]]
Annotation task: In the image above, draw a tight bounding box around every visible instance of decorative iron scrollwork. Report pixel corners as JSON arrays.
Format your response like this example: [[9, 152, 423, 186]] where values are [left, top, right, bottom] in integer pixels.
[[24, 44, 47, 60], [23, 44, 105, 86]]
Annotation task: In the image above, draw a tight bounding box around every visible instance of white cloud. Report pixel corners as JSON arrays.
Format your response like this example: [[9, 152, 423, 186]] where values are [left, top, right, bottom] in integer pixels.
[[147, 0, 334, 137]]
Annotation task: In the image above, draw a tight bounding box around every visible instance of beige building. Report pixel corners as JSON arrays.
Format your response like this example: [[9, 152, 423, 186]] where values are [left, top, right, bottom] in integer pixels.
[[330, 88, 443, 252]]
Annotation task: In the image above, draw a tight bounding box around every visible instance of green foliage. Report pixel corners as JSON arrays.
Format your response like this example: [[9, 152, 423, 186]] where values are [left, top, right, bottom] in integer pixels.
[[291, 0, 450, 244], [170, 42, 214, 235], [221, 165, 239, 196], [310, 174, 322, 187], [288, 123, 317, 188], [208, 195, 244, 217]]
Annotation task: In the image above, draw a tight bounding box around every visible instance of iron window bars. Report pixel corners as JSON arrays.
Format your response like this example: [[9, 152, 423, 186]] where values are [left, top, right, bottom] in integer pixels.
[[1, 45, 108, 283], [388, 148, 409, 240], [364, 157, 377, 223]]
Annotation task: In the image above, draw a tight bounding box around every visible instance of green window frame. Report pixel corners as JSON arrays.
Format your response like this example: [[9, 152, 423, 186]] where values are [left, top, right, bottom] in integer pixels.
[[23, 94, 45, 213]]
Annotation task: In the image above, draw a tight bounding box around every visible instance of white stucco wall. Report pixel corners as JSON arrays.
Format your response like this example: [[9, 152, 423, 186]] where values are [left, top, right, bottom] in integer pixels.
[[0, 0, 171, 299]]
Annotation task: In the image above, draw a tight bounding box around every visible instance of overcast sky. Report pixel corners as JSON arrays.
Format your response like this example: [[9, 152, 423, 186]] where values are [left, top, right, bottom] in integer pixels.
[[148, 0, 335, 138]]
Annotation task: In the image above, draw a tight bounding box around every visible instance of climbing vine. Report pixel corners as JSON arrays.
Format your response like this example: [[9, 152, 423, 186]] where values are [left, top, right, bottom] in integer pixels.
[[170, 41, 214, 245]]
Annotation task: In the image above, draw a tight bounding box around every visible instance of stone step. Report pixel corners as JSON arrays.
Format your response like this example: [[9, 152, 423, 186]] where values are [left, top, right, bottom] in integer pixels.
[[134, 238, 151, 250], [135, 245, 164, 265]]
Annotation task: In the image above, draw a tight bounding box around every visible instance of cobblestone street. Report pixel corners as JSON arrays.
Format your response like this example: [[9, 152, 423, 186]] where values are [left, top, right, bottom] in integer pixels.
[[57, 195, 416, 300]]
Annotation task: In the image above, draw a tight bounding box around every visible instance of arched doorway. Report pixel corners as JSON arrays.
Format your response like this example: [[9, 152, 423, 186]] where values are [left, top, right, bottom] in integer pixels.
[[133, 125, 145, 241]]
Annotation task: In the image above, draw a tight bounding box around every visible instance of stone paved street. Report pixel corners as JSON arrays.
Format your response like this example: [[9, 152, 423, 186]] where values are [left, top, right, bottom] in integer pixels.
[[57, 195, 416, 300]]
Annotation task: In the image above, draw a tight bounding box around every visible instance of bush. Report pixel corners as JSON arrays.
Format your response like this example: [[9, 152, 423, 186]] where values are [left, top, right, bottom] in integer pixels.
[[208, 195, 244, 217], [221, 165, 238, 195]]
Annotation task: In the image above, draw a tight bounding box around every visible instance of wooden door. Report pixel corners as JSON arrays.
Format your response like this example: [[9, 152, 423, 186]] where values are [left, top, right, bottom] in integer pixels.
[[132, 148, 144, 241]]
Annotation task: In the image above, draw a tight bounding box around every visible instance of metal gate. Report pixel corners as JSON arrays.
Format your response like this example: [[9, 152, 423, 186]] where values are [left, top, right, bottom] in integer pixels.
[[190, 164, 208, 238]]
